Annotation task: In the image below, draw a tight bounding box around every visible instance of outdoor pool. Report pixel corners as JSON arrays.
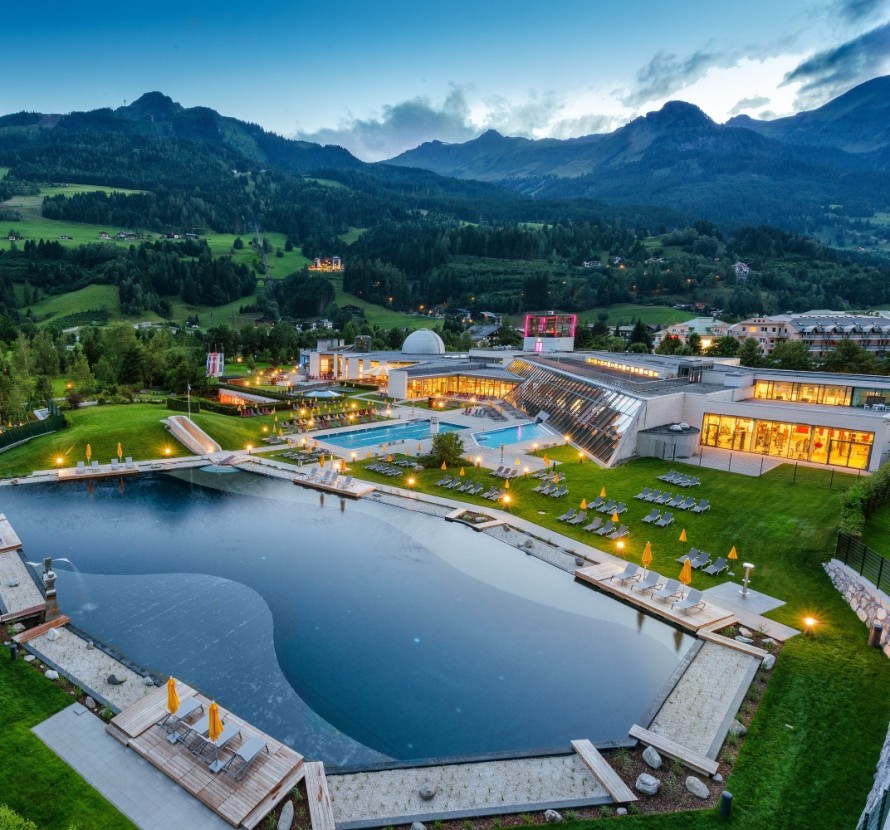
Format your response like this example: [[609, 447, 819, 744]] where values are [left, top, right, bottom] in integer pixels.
[[473, 422, 556, 448], [321, 418, 465, 450], [4, 472, 693, 767]]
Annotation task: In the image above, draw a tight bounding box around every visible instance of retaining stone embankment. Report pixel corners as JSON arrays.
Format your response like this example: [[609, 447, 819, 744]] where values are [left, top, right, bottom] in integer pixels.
[[824, 559, 890, 658]]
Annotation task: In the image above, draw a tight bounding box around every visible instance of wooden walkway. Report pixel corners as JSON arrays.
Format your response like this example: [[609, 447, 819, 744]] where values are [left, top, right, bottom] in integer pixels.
[[628, 724, 719, 777], [571, 739, 636, 804], [574, 563, 736, 633], [14, 615, 69, 643], [58, 465, 139, 482], [292, 476, 376, 499], [107, 682, 304, 828], [303, 761, 335, 830]]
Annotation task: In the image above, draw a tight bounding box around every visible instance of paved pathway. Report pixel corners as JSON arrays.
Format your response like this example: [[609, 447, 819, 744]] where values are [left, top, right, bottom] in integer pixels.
[[33, 703, 231, 830], [329, 754, 608, 826], [0, 550, 43, 614], [648, 641, 759, 759]]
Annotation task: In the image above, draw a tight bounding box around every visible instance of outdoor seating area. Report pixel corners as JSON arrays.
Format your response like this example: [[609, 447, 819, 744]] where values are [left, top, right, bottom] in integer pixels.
[[107, 681, 304, 829], [658, 470, 702, 488]]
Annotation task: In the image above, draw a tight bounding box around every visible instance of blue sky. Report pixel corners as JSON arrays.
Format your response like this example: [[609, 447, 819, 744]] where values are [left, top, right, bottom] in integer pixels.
[[4, 0, 889, 159]]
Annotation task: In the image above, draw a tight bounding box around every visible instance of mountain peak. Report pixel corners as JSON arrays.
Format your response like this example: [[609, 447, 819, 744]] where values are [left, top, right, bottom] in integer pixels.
[[121, 92, 182, 117], [644, 100, 714, 129]]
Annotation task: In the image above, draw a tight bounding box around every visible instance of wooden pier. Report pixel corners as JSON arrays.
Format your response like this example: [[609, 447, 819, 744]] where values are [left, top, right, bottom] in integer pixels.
[[107, 682, 304, 828], [574, 563, 736, 633]]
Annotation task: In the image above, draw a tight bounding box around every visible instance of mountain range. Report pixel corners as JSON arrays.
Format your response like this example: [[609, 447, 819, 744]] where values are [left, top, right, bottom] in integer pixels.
[[388, 76, 890, 229]]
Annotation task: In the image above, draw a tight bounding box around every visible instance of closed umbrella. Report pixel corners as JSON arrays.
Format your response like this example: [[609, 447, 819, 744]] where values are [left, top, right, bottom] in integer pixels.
[[580, 498, 587, 510], [505, 478, 510, 489], [728, 546, 738, 560], [642, 541, 653, 572], [117, 442, 123, 462], [459, 467, 465, 477], [166, 677, 179, 716], [679, 528, 687, 543], [611, 511, 620, 523], [514, 457, 521, 466], [319, 454, 326, 468], [441, 461, 447, 471], [600, 486, 607, 498], [417, 443, 422, 454], [86, 444, 92, 463], [553, 473, 559, 484], [208, 701, 223, 743], [679, 558, 693, 596]]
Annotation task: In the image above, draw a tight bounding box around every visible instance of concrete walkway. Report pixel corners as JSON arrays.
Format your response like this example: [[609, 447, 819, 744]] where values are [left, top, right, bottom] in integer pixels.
[[33, 703, 231, 830]]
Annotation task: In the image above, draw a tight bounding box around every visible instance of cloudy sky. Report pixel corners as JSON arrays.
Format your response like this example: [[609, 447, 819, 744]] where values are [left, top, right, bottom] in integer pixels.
[[4, 0, 889, 160]]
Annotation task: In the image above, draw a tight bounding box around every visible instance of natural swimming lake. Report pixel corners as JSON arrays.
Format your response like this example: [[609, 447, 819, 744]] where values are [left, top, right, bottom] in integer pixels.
[[4, 471, 693, 767]]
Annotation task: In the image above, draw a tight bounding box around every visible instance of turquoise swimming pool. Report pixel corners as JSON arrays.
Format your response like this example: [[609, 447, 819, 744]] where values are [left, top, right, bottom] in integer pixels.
[[322, 419, 466, 450], [473, 422, 556, 447]]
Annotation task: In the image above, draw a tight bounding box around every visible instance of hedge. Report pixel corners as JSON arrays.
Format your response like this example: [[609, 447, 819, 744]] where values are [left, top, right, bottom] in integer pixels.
[[840, 461, 890, 536]]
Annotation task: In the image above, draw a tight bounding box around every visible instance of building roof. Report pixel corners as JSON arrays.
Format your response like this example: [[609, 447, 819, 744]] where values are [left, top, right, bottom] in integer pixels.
[[402, 328, 446, 355]]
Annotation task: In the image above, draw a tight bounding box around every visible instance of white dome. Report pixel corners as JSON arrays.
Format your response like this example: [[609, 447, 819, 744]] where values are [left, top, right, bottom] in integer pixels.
[[402, 329, 445, 355]]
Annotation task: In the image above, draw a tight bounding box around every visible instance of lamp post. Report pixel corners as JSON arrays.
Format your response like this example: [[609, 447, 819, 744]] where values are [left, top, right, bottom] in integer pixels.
[[804, 616, 818, 638], [740, 562, 755, 598]]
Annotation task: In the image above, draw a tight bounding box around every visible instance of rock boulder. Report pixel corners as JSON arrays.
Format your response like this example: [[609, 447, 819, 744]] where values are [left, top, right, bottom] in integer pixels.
[[635, 773, 660, 795], [642, 745, 663, 769], [686, 776, 710, 799]]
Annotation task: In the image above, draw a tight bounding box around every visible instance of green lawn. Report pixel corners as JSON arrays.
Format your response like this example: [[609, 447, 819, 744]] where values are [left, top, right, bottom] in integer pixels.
[[25, 284, 120, 324], [575, 304, 690, 326], [0, 658, 137, 829], [339, 226, 366, 244]]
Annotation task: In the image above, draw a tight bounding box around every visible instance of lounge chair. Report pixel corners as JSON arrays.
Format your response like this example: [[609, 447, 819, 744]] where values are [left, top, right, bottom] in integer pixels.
[[125, 456, 135, 469], [599, 499, 617, 513], [690, 551, 712, 569], [76, 461, 85, 474], [641, 508, 661, 524], [457, 480, 475, 492], [652, 579, 683, 603], [306, 468, 321, 482], [589, 496, 605, 510], [659, 470, 679, 483], [702, 557, 728, 575], [550, 485, 568, 498], [110, 458, 120, 472], [676, 548, 701, 564], [635, 487, 652, 500], [583, 517, 603, 532], [643, 489, 662, 502], [340, 476, 354, 490], [677, 497, 697, 511], [595, 521, 616, 536], [221, 735, 269, 780], [613, 502, 627, 514], [447, 478, 464, 489], [539, 483, 556, 495], [655, 491, 674, 504], [201, 724, 242, 770], [487, 489, 505, 501], [633, 571, 663, 593], [655, 511, 674, 527], [666, 493, 685, 508], [532, 480, 548, 493], [91, 460, 100, 473], [567, 511, 588, 526], [672, 588, 706, 614], [158, 697, 203, 742], [608, 563, 639, 583], [691, 499, 711, 513], [468, 483, 485, 495], [556, 507, 577, 522], [481, 487, 498, 499], [608, 524, 629, 540], [491, 465, 506, 477], [435, 474, 452, 486]]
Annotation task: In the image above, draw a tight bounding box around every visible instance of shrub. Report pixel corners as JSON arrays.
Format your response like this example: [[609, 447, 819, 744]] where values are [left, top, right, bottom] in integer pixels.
[[0, 805, 38, 830]]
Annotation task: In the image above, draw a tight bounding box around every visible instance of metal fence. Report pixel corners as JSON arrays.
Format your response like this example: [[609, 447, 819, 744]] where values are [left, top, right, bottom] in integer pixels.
[[0, 413, 66, 450], [836, 531, 890, 596]]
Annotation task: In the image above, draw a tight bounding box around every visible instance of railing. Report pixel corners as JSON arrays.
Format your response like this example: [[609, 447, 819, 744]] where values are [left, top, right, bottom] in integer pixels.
[[836, 531, 890, 596]]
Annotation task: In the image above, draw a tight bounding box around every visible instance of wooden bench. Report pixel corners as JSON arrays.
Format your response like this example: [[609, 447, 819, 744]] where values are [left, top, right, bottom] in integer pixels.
[[628, 724, 719, 776], [571, 739, 637, 803], [304, 761, 335, 830]]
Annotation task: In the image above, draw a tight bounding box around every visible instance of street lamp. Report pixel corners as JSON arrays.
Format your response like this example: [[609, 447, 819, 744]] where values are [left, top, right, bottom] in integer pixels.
[[407, 476, 415, 489], [503, 494, 511, 512], [246, 444, 253, 455], [740, 562, 755, 598], [804, 616, 818, 637]]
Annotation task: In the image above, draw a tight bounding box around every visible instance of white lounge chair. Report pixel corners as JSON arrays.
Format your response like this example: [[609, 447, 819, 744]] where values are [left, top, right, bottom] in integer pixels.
[[125, 456, 136, 469], [76, 461, 85, 474], [608, 563, 639, 583], [652, 579, 683, 603], [672, 588, 706, 614], [633, 571, 663, 593], [221, 735, 268, 780]]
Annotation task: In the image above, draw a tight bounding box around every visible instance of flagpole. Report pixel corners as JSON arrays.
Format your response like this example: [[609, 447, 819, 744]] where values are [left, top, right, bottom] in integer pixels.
[[187, 383, 191, 419]]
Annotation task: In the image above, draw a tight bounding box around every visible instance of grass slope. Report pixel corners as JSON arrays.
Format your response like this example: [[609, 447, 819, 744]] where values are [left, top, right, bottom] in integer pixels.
[[0, 658, 137, 829]]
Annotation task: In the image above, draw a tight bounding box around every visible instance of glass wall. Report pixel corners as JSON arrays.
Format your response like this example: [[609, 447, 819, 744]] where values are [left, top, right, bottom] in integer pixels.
[[753, 380, 852, 406], [406, 375, 517, 399], [701, 413, 873, 469]]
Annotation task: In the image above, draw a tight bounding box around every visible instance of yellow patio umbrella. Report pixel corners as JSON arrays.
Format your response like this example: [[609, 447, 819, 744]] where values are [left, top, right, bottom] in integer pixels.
[[459, 467, 465, 477], [728, 545, 738, 560], [553, 473, 559, 484], [679, 558, 693, 589], [580, 498, 587, 510], [319, 454, 326, 468], [86, 443, 92, 463], [514, 457, 521, 466], [505, 478, 510, 489], [117, 442, 123, 462], [611, 511, 620, 523], [542, 454, 549, 466], [600, 486, 607, 498], [208, 701, 223, 743], [441, 461, 447, 471], [417, 443, 422, 453], [679, 528, 687, 543], [642, 541, 653, 571], [386, 454, 393, 462], [166, 677, 179, 716]]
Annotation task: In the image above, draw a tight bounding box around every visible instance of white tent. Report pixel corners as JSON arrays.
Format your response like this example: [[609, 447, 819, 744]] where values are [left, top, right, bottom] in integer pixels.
[[366, 362, 390, 377]]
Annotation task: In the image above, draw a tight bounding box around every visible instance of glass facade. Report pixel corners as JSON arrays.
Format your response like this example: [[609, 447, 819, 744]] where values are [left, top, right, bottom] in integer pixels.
[[506, 358, 643, 464], [701, 413, 873, 469], [753, 380, 852, 406], [406, 374, 517, 399]]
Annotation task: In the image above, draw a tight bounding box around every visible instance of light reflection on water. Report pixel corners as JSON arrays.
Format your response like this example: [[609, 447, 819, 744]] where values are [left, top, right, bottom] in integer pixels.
[[5, 471, 693, 764]]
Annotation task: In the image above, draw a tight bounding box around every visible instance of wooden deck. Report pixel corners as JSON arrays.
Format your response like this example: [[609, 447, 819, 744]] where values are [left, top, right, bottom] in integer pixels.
[[303, 761, 336, 830], [58, 465, 139, 482], [292, 477, 376, 499], [574, 563, 736, 633], [108, 683, 304, 828], [628, 724, 719, 777], [571, 739, 637, 804], [14, 615, 69, 644]]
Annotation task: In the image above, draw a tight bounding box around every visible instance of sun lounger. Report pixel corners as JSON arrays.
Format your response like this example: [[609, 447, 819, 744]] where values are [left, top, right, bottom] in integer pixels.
[[340, 476, 354, 489], [655, 491, 673, 504], [677, 548, 700, 564], [447, 478, 464, 489], [488, 489, 505, 501], [306, 468, 321, 482], [158, 697, 203, 742], [110, 458, 120, 472], [468, 483, 484, 495], [201, 724, 242, 770], [677, 497, 697, 510], [491, 465, 506, 477], [599, 499, 617, 513], [583, 517, 603, 532], [539, 483, 556, 495], [691, 499, 711, 513], [652, 578, 683, 603], [672, 588, 706, 614], [589, 496, 605, 510], [532, 481, 548, 492], [659, 470, 679, 483], [655, 511, 674, 527], [690, 551, 712, 569], [643, 489, 662, 502], [457, 480, 475, 492], [435, 474, 452, 486], [608, 563, 639, 583], [91, 460, 100, 473], [642, 508, 661, 524], [665, 493, 685, 508], [635, 487, 652, 500], [556, 507, 577, 522], [613, 502, 627, 514], [702, 556, 728, 575], [550, 485, 569, 498], [633, 571, 663, 593], [608, 524, 629, 539], [125, 456, 135, 469], [595, 521, 616, 536], [221, 735, 269, 780], [76, 461, 85, 474], [567, 511, 588, 525]]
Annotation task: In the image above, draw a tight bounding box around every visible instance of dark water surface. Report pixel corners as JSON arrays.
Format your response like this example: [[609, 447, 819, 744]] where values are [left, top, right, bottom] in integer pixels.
[[4, 471, 693, 766]]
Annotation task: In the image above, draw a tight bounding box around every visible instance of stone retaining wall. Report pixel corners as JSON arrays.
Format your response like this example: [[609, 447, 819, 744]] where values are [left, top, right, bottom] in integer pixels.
[[823, 559, 890, 658]]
